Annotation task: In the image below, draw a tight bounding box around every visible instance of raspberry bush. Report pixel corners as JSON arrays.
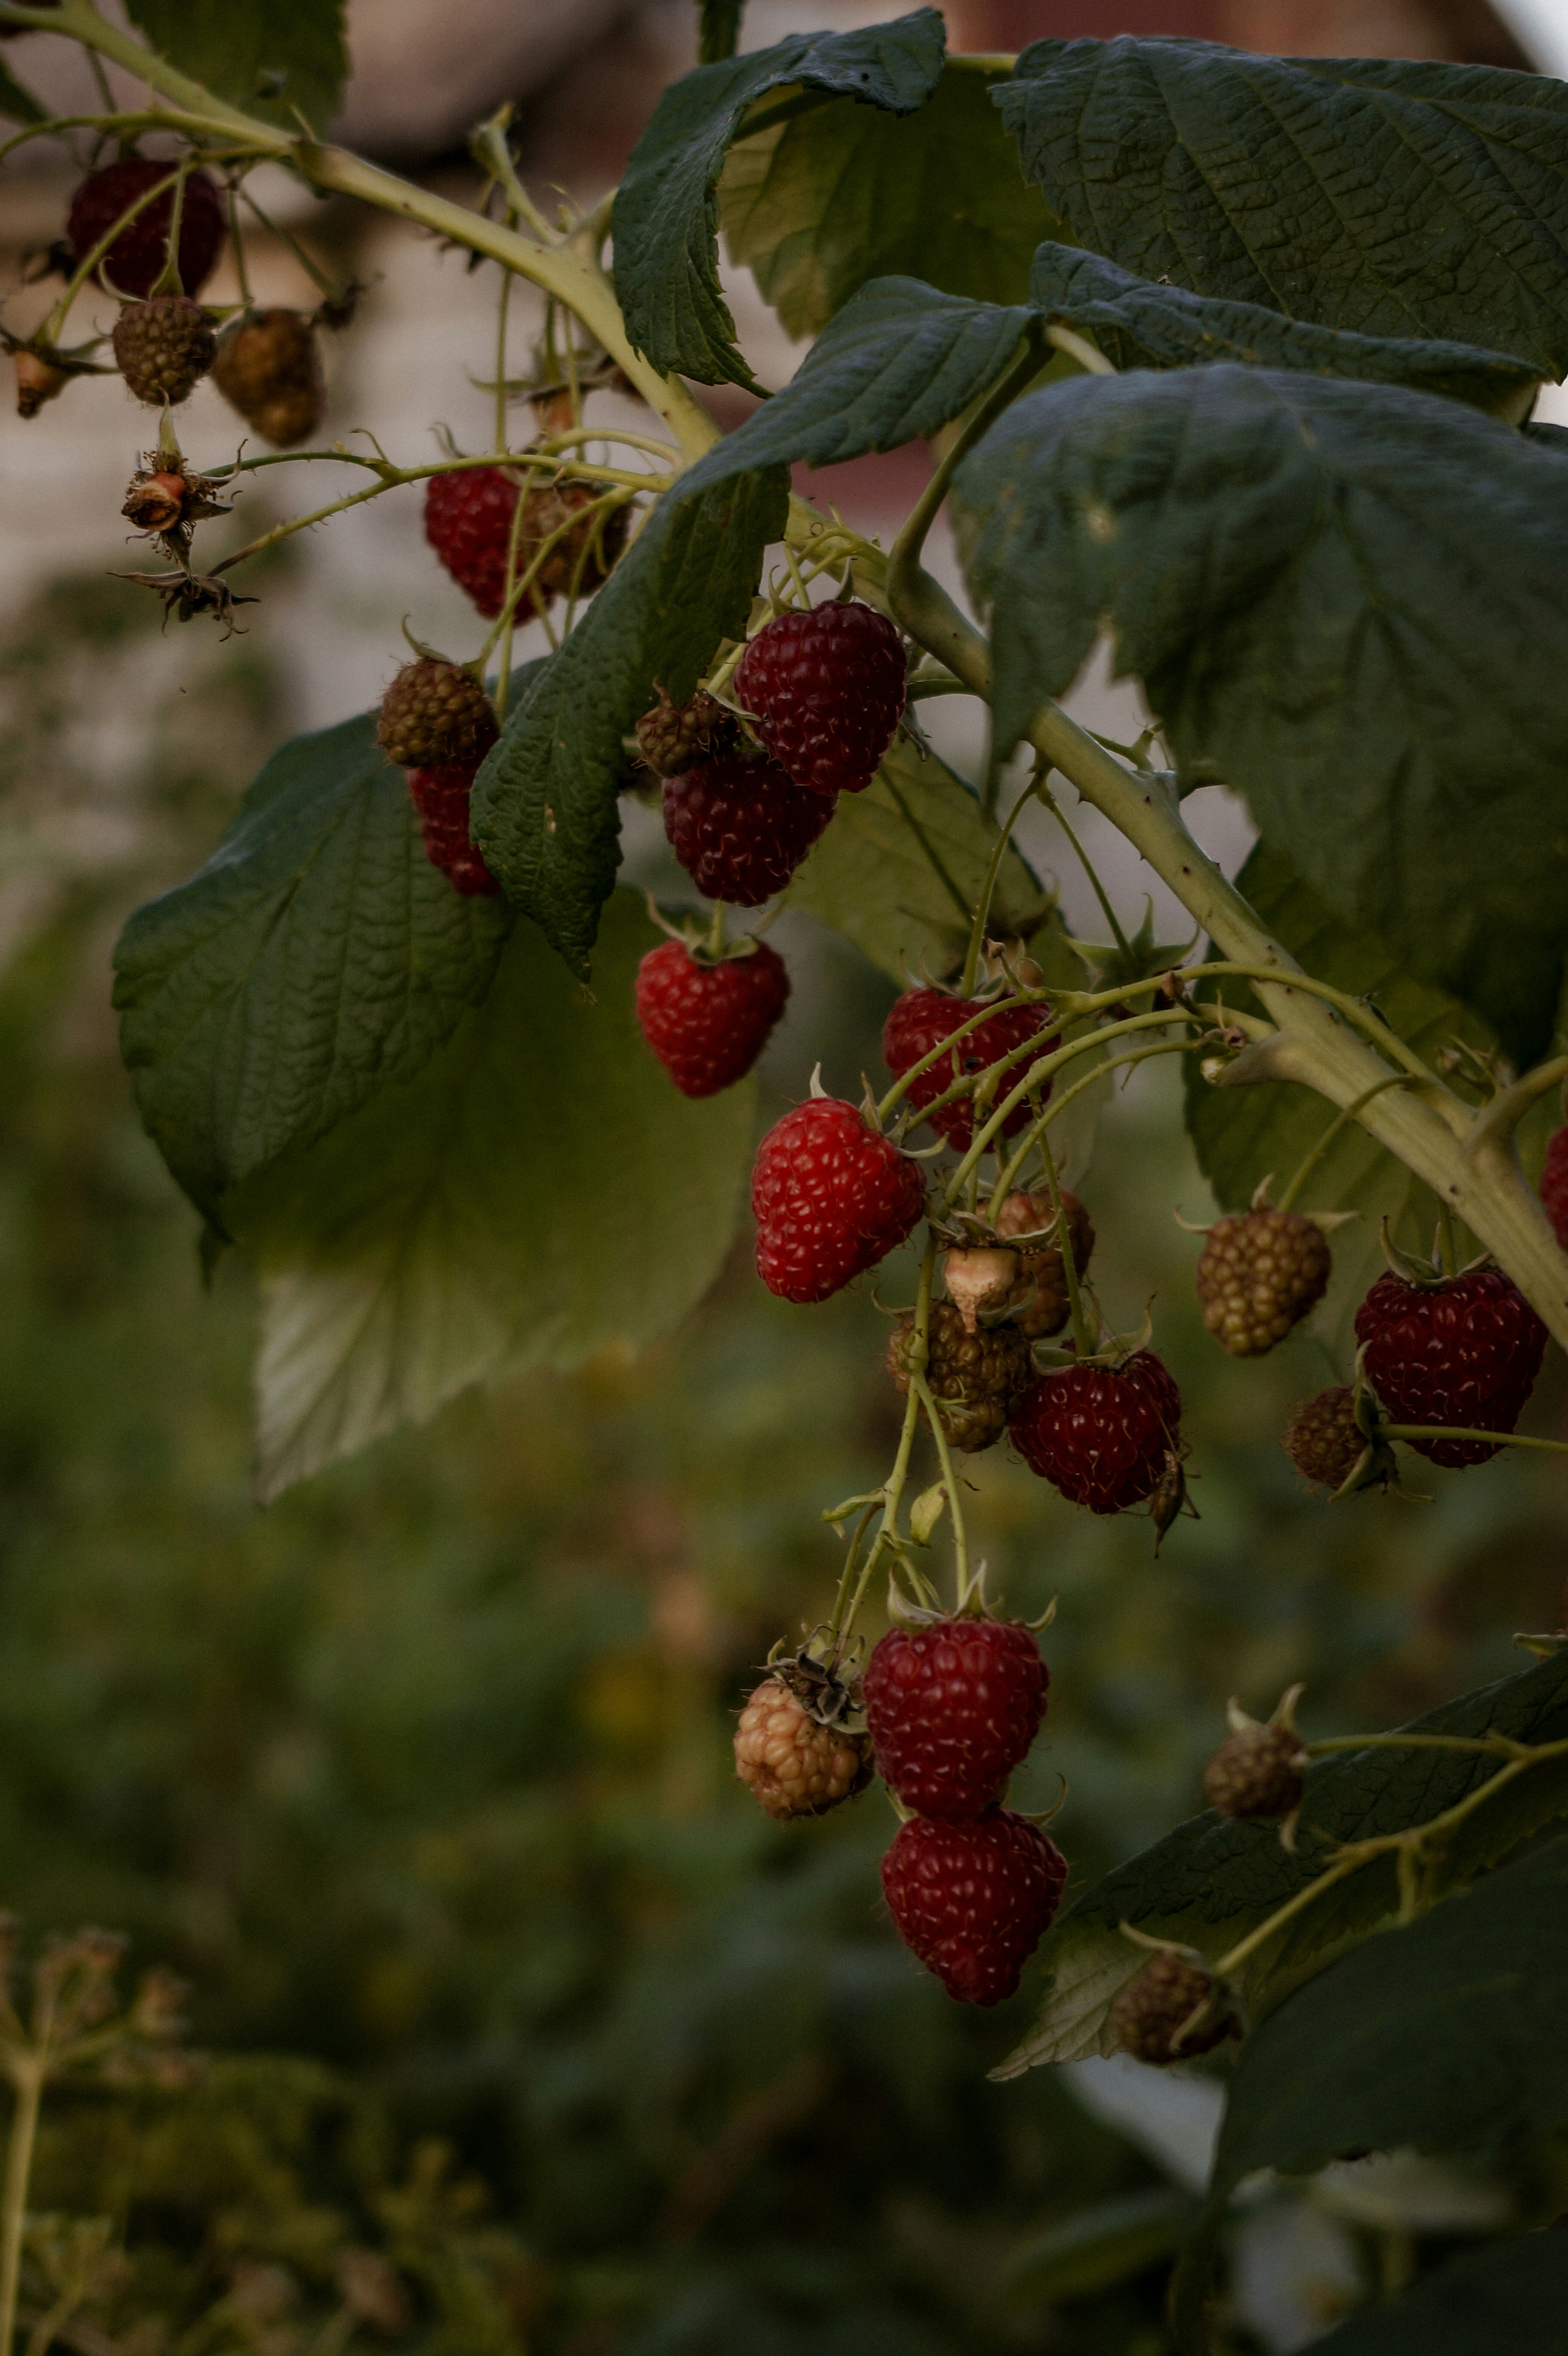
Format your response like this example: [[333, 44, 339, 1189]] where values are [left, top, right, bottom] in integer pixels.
[[13, 0, 1568, 2338]]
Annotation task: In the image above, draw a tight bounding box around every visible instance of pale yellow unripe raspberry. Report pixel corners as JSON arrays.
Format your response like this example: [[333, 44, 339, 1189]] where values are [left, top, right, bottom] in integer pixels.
[[734, 1678, 873, 1821]]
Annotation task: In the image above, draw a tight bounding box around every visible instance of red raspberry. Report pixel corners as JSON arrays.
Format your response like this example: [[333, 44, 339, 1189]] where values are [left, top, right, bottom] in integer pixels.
[[662, 756, 834, 907], [1353, 1267, 1547, 1466], [67, 161, 225, 299], [882, 990, 1059, 1151], [1542, 1124, 1568, 1251], [424, 469, 625, 621], [735, 601, 906, 795], [408, 765, 500, 897], [751, 1097, 925, 1304], [864, 1617, 1048, 1819], [881, 1809, 1066, 2005], [635, 938, 790, 1098], [1010, 1352, 1181, 1513]]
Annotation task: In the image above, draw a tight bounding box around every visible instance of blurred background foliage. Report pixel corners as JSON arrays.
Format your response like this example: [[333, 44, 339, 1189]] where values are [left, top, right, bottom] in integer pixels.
[[3, 572, 1568, 2354]]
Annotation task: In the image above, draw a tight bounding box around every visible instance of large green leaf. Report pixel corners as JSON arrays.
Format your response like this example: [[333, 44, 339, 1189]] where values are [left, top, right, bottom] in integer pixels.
[[1212, 1837, 1568, 2194], [958, 365, 1568, 1064], [612, 7, 946, 385], [1308, 2229, 1568, 2355], [1028, 244, 1540, 417], [125, 0, 347, 125], [785, 732, 1046, 984], [1184, 843, 1495, 1266], [996, 38, 1568, 374], [996, 1646, 1568, 2076], [226, 891, 753, 1501], [719, 63, 1061, 346], [114, 711, 511, 1226], [475, 278, 1038, 977]]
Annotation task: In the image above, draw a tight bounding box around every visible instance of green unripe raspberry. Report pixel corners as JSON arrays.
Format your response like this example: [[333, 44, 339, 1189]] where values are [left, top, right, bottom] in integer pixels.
[[888, 1300, 1031, 1454], [111, 295, 216, 406], [376, 660, 499, 771], [1196, 1208, 1331, 1357], [1108, 1951, 1234, 2065], [1202, 1721, 1308, 1820]]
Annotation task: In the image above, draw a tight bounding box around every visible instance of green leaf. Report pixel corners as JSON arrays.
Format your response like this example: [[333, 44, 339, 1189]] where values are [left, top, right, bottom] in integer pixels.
[[475, 277, 1038, 977], [997, 38, 1568, 374], [719, 62, 1062, 346], [125, 0, 347, 125], [1028, 244, 1540, 417], [1307, 2228, 1568, 2354], [784, 732, 1045, 984], [958, 365, 1568, 1064], [113, 710, 511, 1226], [1183, 843, 1496, 1263], [1212, 1836, 1568, 2196], [473, 473, 788, 979], [225, 891, 754, 1502], [612, 6, 946, 385], [0, 57, 44, 125], [996, 1646, 1568, 2077], [1003, 2188, 1198, 2304]]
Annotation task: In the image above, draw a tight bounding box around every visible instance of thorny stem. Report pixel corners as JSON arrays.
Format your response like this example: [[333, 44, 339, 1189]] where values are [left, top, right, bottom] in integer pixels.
[[1038, 1131, 1095, 1359], [958, 769, 1041, 998], [0, 2059, 43, 2356], [1381, 1425, 1568, 1455], [986, 1039, 1192, 1216], [831, 1238, 936, 1642], [1037, 776, 1132, 960]]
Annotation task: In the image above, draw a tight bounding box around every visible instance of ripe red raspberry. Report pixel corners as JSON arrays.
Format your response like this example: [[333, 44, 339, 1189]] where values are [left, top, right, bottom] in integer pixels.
[[1282, 1386, 1365, 1490], [1541, 1124, 1568, 1251], [881, 1809, 1066, 2005], [1108, 1952, 1234, 2065], [1202, 1722, 1309, 1820], [635, 938, 790, 1098], [635, 687, 738, 777], [733, 1677, 873, 1820], [996, 1188, 1095, 1339], [212, 309, 324, 448], [377, 661, 498, 771], [735, 601, 906, 795], [662, 756, 834, 907], [882, 990, 1059, 1151], [408, 766, 501, 896], [424, 468, 626, 620], [887, 1302, 1032, 1454], [1010, 1352, 1181, 1513], [751, 1097, 925, 1304], [1353, 1267, 1547, 1466], [66, 161, 225, 299], [864, 1617, 1048, 1818], [111, 294, 215, 405], [1196, 1208, 1332, 1357]]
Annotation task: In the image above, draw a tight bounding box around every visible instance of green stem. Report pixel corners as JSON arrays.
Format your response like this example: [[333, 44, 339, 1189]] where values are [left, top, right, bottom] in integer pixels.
[[958, 770, 1041, 998], [1275, 1075, 1416, 1212], [838, 1238, 936, 1636], [910, 1373, 971, 1609], [1435, 1200, 1459, 1278], [493, 233, 514, 455], [1037, 1131, 1095, 1358], [1038, 776, 1131, 960], [0, 2059, 44, 2356], [1381, 1424, 1568, 1454], [986, 1039, 1191, 1216]]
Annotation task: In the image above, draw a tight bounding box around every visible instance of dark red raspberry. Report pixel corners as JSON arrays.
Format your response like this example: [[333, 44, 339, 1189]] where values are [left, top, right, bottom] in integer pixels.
[[1010, 1352, 1181, 1513], [67, 161, 225, 299], [864, 1617, 1048, 1818], [1195, 1209, 1332, 1356], [408, 765, 500, 896], [735, 601, 906, 795], [662, 756, 835, 907], [111, 294, 215, 405], [881, 1809, 1066, 2005], [1353, 1267, 1547, 1466], [1282, 1386, 1365, 1490], [635, 938, 790, 1098], [1109, 1952, 1234, 2065], [424, 468, 626, 621], [378, 661, 498, 771], [882, 990, 1059, 1151], [1541, 1125, 1568, 1252], [751, 1097, 925, 1304]]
